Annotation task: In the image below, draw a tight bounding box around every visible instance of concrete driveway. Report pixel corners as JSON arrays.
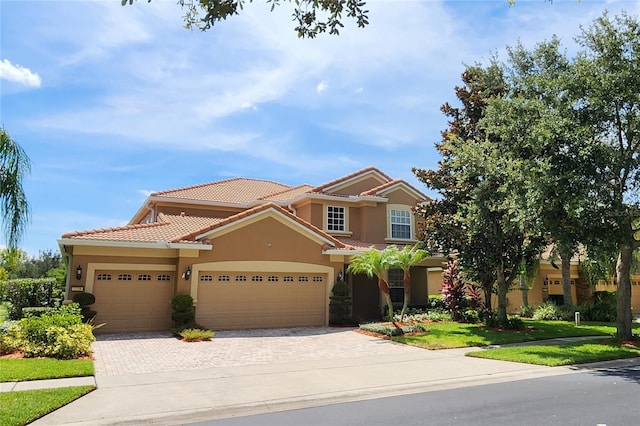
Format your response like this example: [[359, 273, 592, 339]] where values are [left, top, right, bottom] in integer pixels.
[[92, 327, 422, 376]]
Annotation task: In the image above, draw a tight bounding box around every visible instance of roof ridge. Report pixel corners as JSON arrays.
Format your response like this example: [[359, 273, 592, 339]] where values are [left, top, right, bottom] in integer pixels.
[[61, 220, 169, 239], [311, 166, 392, 193], [259, 183, 313, 199], [152, 177, 291, 197], [360, 178, 431, 200]]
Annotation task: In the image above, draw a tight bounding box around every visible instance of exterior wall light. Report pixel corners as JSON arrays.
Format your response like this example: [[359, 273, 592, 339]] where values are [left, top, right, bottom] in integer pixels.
[[76, 265, 83, 280], [183, 266, 192, 280]]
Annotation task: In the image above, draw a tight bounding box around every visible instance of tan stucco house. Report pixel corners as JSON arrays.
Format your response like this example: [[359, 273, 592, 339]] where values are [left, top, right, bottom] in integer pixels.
[[59, 167, 448, 333]]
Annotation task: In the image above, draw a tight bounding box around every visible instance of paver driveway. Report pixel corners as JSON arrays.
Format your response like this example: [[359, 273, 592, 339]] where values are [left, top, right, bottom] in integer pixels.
[[92, 327, 423, 376]]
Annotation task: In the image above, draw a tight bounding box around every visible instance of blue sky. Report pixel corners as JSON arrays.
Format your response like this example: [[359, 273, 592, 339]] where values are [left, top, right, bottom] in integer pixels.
[[1, 0, 638, 256]]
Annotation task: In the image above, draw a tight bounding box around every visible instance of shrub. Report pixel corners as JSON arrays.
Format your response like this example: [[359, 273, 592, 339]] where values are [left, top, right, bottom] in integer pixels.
[[0, 322, 22, 354], [72, 292, 97, 322], [460, 309, 480, 324], [329, 280, 353, 325], [532, 301, 574, 321], [171, 294, 195, 327], [4, 278, 60, 320], [179, 328, 214, 342], [428, 295, 444, 310], [359, 322, 426, 336], [482, 313, 525, 330], [441, 259, 467, 320], [577, 291, 617, 322], [517, 305, 536, 318], [0, 304, 94, 359], [172, 321, 209, 337]]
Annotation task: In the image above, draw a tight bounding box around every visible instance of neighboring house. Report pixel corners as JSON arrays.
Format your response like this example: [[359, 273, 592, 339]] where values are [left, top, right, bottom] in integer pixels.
[[58, 167, 446, 333]]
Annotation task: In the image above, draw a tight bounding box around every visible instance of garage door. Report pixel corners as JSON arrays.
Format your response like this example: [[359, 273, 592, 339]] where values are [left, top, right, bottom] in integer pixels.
[[196, 272, 327, 330], [92, 270, 173, 333]]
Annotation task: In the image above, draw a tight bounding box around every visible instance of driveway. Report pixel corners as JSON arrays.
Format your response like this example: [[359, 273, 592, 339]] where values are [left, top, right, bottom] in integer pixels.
[[92, 327, 422, 376]]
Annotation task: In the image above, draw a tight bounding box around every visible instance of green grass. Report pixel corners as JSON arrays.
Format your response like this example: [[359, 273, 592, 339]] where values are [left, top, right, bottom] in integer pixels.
[[0, 358, 94, 382], [0, 386, 94, 426], [466, 339, 640, 366], [392, 320, 640, 350]]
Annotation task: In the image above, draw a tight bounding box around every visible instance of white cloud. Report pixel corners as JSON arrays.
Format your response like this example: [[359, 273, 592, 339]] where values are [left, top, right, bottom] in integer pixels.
[[0, 59, 41, 87], [137, 189, 155, 197], [316, 80, 329, 94]]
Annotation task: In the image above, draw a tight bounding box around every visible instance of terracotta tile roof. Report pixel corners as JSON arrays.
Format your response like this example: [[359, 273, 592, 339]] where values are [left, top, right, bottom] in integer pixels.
[[259, 184, 314, 202], [178, 202, 345, 248], [311, 167, 392, 193], [152, 178, 292, 204], [335, 238, 391, 251], [360, 179, 431, 201], [61, 213, 223, 243]]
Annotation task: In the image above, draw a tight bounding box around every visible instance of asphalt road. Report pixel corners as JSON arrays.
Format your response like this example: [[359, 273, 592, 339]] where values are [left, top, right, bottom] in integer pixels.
[[193, 362, 640, 426]]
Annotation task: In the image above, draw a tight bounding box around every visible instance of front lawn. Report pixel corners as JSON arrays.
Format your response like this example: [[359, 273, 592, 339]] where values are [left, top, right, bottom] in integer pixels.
[[466, 339, 640, 366], [0, 386, 94, 426], [0, 358, 94, 382], [391, 320, 638, 350]]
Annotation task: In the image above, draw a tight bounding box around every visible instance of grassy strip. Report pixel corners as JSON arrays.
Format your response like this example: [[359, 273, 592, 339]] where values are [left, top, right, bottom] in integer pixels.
[[0, 385, 94, 426], [466, 339, 640, 366], [0, 359, 94, 382], [392, 321, 639, 349]]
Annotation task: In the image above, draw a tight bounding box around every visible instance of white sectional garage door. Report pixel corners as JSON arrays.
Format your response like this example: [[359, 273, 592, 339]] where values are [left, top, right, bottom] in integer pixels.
[[91, 270, 173, 333], [196, 272, 327, 330]]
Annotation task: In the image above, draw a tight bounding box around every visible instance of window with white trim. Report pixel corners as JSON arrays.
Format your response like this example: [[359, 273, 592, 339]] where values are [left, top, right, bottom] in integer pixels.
[[235, 275, 247, 282], [118, 274, 132, 281], [251, 275, 263, 282], [200, 275, 213, 282], [138, 274, 152, 281], [283, 276, 294, 282], [390, 209, 412, 239], [157, 274, 171, 281], [298, 276, 309, 282], [327, 206, 346, 232], [97, 273, 112, 281], [312, 276, 323, 282], [267, 276, 279, 282], [218, 275, 230, 282]]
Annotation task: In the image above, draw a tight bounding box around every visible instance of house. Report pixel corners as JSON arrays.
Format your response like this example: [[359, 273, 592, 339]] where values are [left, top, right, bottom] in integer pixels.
[[58, 167, 446, 333]]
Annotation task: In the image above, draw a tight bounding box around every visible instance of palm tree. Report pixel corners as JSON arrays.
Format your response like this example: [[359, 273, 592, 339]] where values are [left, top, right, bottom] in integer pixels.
[[347, 247, 396, 322], [0, 127, 30, 249], [389, 244, 429, 320]]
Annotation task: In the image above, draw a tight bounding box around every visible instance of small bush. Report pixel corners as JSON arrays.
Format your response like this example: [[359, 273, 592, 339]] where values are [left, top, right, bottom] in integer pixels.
[[428, 295, 444, 310], [72, 292, 95, 308], [0, 322, 22, 354], [517, 305, 536, 318], [577, 291, 617, 322], [172, 321, 209, 337], [460, 309, 480, 324], [532, 301, 574, 321], [179, 328, 214, 342], [171, 294, 195, 327]]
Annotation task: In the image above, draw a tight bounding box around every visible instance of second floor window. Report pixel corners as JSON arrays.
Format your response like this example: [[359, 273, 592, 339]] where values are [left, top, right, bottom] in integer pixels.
[[327, 206, 345, 232], [390, 209, 412, 239]]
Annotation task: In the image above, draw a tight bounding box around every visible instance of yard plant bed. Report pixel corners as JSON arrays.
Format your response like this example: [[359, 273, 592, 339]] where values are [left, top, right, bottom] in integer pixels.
[[0, 386, 94, 426], [466, 338, 640, 366], [381, 320, 640, 350]]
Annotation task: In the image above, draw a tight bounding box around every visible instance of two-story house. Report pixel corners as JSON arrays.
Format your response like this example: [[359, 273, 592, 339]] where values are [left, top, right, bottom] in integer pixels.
[[58, 167, 446, 333]]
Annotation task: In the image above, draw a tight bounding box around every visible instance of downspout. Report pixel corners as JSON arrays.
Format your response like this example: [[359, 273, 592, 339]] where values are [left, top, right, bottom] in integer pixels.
[[288, 204, 297, 217]]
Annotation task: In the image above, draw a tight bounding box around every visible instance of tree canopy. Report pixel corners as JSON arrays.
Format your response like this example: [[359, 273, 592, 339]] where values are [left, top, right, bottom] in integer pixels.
[[0, 127, 30, 250], [123, 0, 370, 38]]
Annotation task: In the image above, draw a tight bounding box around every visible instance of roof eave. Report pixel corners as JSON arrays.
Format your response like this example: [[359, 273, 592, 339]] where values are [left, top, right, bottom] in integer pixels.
[[57, 238, 213, 251]]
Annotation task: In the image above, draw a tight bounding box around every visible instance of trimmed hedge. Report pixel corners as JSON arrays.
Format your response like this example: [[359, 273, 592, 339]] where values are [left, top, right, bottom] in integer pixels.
[[2, 278, 60, 320]]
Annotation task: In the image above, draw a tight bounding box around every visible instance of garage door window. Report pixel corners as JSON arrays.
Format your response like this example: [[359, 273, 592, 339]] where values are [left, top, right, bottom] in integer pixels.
[[118, 274, 132, 281], [235, 275, 247, 282], [158, 274, 171, 281], [97, 273, 111, 281], [312, 276, 323, 282], [268, 276, 278, 282], [218, 275, 230, 281], [298, 276, 308, 282], [252, 276, 263, 282], [283, 276, 294, 282], [200, 275, 213, 281], [138, 274, 152, 281]]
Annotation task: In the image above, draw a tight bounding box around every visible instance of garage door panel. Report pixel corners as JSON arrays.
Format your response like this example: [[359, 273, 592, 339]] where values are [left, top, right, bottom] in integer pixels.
[[92, 270, 173, 333], [196, 272, 327, 330]]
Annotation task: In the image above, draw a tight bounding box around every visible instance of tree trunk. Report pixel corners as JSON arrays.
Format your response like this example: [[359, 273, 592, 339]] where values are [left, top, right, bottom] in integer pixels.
[[616, 244, 633, 340], [482, 279, 493, 313], [496, 263, 508, 325], [560, 247, 574, 306], [378, 278, 394, 322], [400, 273, 411, 320]]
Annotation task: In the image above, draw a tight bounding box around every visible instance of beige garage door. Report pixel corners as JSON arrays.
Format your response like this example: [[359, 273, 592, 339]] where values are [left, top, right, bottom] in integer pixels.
[[92, 270, 173, 333], [196, 272, 327, 330]]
